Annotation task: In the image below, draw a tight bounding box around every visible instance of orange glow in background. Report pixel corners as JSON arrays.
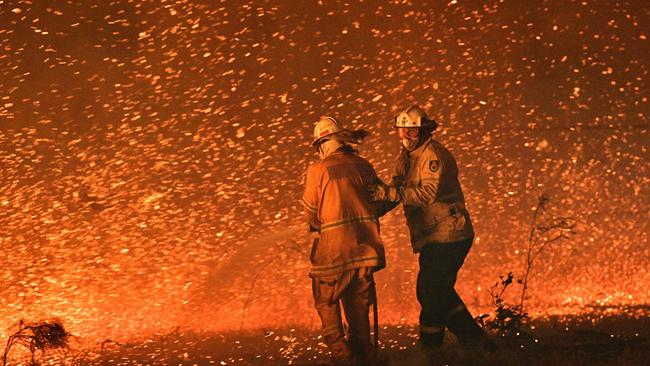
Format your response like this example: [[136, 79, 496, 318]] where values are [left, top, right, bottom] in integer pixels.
[[0, 0, 648, 349]]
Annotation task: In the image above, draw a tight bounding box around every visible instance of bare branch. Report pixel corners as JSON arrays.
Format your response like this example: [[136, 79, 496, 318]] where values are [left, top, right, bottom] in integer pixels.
[[520, 194, 576, 311]]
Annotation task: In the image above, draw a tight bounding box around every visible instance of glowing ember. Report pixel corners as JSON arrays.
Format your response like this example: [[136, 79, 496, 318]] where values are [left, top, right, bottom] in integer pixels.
[[0, 0, 647, 361]]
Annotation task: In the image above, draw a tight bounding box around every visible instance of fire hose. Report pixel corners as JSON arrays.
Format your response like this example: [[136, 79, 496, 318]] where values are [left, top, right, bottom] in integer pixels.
[[371, 275, 379, 359]]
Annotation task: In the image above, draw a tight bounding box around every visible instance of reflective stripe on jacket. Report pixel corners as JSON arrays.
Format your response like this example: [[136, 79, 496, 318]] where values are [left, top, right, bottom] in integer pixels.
[[394, 137, 474, 252], [302, 150, 386, 278]]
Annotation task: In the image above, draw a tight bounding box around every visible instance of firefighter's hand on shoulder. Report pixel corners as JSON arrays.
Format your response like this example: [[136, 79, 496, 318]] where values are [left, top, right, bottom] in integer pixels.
[[369, 178, 402, 203]]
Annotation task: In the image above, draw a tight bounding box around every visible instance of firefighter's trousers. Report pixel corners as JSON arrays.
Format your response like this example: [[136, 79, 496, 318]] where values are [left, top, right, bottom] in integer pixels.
[[417, 237, 484, 346], [312, 267, 374, 365]]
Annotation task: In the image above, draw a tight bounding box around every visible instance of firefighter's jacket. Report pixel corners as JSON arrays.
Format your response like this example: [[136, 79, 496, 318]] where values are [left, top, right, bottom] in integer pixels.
[[301, 149, 386, 278], [393, 136, 474, 252]]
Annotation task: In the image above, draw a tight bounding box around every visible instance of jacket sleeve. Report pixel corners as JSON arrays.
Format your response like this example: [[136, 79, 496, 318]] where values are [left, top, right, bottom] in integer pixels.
[[372, 176, 400, 217], [301, 163, 321, 232], [401, 147, 442, 207], [372, 151, 407, 215]]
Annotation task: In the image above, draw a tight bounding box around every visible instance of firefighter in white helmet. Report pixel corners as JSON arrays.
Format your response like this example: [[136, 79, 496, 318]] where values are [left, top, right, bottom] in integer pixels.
[[302, 116, 385, 365], [371, 105, 490, 351]]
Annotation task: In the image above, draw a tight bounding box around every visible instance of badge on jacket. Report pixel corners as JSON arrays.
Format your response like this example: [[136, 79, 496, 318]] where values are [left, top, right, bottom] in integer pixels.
[[429, 160, 440, 172]]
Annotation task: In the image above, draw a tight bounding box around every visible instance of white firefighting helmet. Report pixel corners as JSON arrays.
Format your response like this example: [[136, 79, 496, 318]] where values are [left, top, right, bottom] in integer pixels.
[[312, 116, 345, 146], [394, 105, 437, 130]]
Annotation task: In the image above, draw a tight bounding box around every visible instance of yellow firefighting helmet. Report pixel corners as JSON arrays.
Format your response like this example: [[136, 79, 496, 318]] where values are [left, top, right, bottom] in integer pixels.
[[394, 105, 437, 130], [312, 115, 345, 146]]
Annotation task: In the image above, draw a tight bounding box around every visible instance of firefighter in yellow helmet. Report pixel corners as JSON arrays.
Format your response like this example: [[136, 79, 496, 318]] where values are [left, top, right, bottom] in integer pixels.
[[302, 116, 385, 365], [371, 105, 489, 350]]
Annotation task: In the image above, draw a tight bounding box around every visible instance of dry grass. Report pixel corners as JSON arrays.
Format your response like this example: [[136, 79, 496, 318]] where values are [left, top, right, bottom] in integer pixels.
[[2, 319, 71, 366]]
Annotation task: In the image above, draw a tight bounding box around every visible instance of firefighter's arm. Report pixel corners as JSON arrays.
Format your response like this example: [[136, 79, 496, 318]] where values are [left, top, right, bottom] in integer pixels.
[[401, 154, 442, 207], [369, 177, 400, 217], [301, 163, 321, 232], [369, 157, 405, 215]]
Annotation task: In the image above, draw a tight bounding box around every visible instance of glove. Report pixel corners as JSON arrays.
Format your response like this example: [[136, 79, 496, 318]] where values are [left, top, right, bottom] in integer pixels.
[[369, 179, 402, 203], [391, 174, 405, 187]]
